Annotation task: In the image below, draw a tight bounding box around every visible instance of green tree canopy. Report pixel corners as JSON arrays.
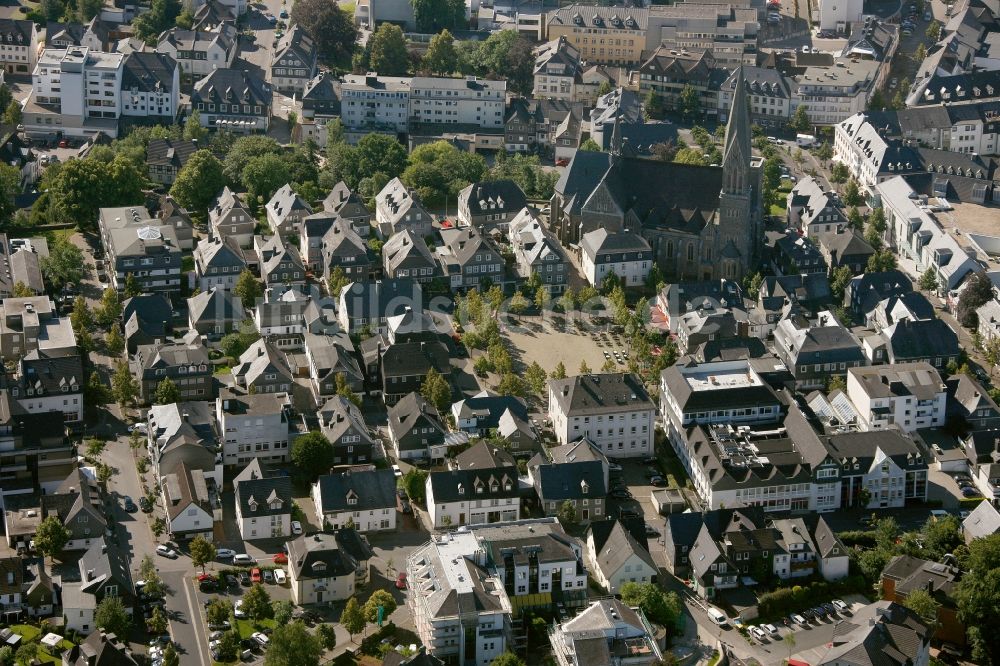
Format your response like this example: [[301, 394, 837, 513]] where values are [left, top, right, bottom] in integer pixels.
[[223, 135, 282, 183], [290, 0, 357, 63], [363, 589, 398, 624], [341, 597, 366, 640], [154, 378, 181, 405], [490, 654, 526, 666], [423, 29, 458, 74], [327, 134, 407, 191], [242, 583, 274, 623], [401, 140, 487, 206], [401, 468, 428, 504], [957, 271, 994, 329], [40, 237, 84, 293], [264, 621, 323, 666], [189, 535, 217, 573], [111, 360, 139, 407], [33, 516, 70, 556], [170, 150, 226, 215], [291, 431, 335, 481], [472, 31, 534, 95], [95, 597, 131, 637], [620, 582, 683, 627], [412, 0, 464, 32], [368, 23, 410, 75], [789, 105, 811, 132], [420, 367, 451, 412], [234, 270, 263, 308], [242, 153, 291, 203], [48, 156, 144, 230]]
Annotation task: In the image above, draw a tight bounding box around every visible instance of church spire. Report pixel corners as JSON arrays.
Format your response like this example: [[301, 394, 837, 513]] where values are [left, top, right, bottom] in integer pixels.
[[722, 66, 752, 196]]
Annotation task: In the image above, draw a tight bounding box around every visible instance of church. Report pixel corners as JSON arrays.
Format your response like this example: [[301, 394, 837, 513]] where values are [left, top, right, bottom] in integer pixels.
[[550, 68, 764, 281]]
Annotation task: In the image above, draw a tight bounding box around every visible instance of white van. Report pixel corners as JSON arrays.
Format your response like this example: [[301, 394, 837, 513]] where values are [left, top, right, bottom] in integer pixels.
[[796, 133, 816, 147], [233, 554, 255, 565], [707, 607, 729, 627]]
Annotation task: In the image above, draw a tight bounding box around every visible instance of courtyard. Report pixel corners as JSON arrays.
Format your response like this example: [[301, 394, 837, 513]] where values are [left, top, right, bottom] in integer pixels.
[[500, 314, 633, 378]]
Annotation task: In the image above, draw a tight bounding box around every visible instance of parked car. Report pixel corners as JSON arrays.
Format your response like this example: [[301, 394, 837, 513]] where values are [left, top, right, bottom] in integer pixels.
[[234, 599, 246, 618], [392, 464, 403, 478], [273, 553, 288, 565], [291, 520, 303, 535], [607, 462, 623, 472], [763, 623, 779, 636], [128, 423, 148, 434], [199, 578, 217, 592], [555, 158, 569, 167], [263, 569, 274, 584], [748, 626, 767, 641], [208, 620, 231, 631], [122, 496, 137, 512], [962, 486, 982, 497], [822, 602, 837, 615], [216, 548, 236, 559], [649, 475, 666, 486], [156, 545, 178, 559], [274, 569, 287, 584], [791, 613, 809, 627], [250, 568, 262, 583], [238, 571, 251, 586], [252, 632, 270, 649], [832, 599, 850, 613], [396, 572, 407, 589], [233, 554, 255, 565], [139, 496, 152, 513]]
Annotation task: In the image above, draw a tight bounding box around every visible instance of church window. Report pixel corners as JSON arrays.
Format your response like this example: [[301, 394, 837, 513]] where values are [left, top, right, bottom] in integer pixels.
[[687, 244, 694, 261], [666, 240, 674, 258]]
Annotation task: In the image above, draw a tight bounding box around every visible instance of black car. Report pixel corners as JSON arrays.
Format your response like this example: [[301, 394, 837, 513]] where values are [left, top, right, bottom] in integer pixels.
[[122, 496, 137, 512], [139, 497, 153, 513], [199, 579, 218, 592], [238, 571, 251, 586]]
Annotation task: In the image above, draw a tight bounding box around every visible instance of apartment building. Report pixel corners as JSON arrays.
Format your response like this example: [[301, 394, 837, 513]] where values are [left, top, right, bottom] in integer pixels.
[[898, 103, 1000, 156], [191, 68, 272, 134], [25, 47, 123, 138], [717, 66, 792, 128], [154, 26, 237, 78], [773, 312, 866, 389], [638, 47, 723, 118], [120, 52, 179, 123], [131, 338, 214, 403], [845, 364, 947, 433], [0, 19, 38, 74], [410, 76, 506, 130], [580, 229, 652, 288], [374, 177, 432, 238], [0, 296, 76, 362], [786, 176, 848, 235], [548, 373, 655, 457], [545, 6, 647, 66], [550, 599, 662, 666], [216, 388, 294, 466], [507, 208, 568, 293], [340, 74, 410, 134], [0, 392, 73, 495], [98, 206, 183, 293], [834, 112, 914, 192], [436, 225, 505, 290], [270, 25, 317, 94], [646, 3, 758, 69], [533, 36, 583, 101]]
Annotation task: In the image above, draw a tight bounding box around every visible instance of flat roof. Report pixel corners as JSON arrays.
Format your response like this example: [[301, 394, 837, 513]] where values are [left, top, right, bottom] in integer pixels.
[[683, 367, 763, 392]]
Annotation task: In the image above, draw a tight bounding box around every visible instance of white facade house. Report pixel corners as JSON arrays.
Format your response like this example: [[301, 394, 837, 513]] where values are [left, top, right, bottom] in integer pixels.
[[161, 463, 215, 541], [154, 26, 236, 78], [28, 47, 123, 135], [340, 74, 410, 133], [580, 230, 653, 287], [409, 76, 506, 129], [425, 468, 521, 529], [845, 364, 947, 433], [286, 532, 371, 606], [586, 521, 658, 595], [312, 469, 398, 532], [817, 0, 863, 32], [233, 460, 292, 540], [216, 389, 293, 467], [0, 19, 38, 75], [547, 373, 656, 457]]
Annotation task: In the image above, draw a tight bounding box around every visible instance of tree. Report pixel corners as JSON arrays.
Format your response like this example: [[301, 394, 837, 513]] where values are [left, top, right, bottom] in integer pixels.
[[124, 273, 142, 298], [161, 643, 179, 666], [111, 360, 139, 407], [363, 589, 398, 624], [291, 431, 335, 480], [183, 110, 208, 142], [421, 367, 451, 412], [84, 370, 110, 410], [242, 153, 291, 203], [919, 267, 939, 291], [677, 84, 701, 120], [497, 372, 527, 397], [76, 0, 103, 21], [47, 156, 144, 230], [272, 600, 295, 626], [33, 516, 70, 556], [926, 19, 941, 39], [524, 362, 547, 396], [206, 599, 233, 627], [138, 555, 165, 599], [579, 137, 601, 152], [620, 582, 682, 628], [551, 361, 567, 380], [132, 0, 181, 39], [263, 620, 323, 666], [490, 654, 526, 666], [0, 99, 18, 127], [866, 206, 887, 249], [104, 327, 125, 357], [327, 266, 350, 297], [40, 237, 84, 293], [673, 147, 707, 165], [328, 134, 407, 191], [147, 605, 168, 634], [817, 141, 833, 162], [242, 583, 274, 624], [95, 597, 131, 637], [866, 250, 897, 272], [830, 265, 853, 301], [96, 287, 122, 328], [291, 0, 357, 63], [315, 623, 337, 651], [916, 43, 927, 61], [783, 633, 796, 661], [96, 462, 113, 488], [843, 178, 863, 206], [955, 534, 1000, 662], [789, 105, 811, 132], [958, 271, 994, 329], [171, 150, 226, 215], [401, 140, 487, 207], [509, 291, 529, 315], [341, 596, 367, 641], [223, 135, 282, 184], [412, 0, 464, 32], [903, 588, 940, 631], [154, 378, 181, 405], [368, 23, 409, 76], [234, 269, 263, 308], [335, 372, 361, 407], [831, 162, 850, 184], [847, 207, 864, 231], [189, 535, 216, 573], [534, 285, 550, 312], [13, 644, 36, 666], [401, 468, 428, 505], [472, 31, 534, 95], [557, 499, 577, 526], [424, 29, 458, 74]]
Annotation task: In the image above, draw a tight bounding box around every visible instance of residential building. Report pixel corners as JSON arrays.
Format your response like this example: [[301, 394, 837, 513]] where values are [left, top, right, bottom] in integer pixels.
[[216, 388, 294, 466], [303, 331, 363, 403], [317, 395, 375, 465], [39, 469, 107, 552], [232, 339, 295, 397], [383, 230, 437, 282], [881, 555, 962, 647], [255, 234, 306, 287], [542, 5, 656, 67], [816, 601, 930, 666], [98, 206, 182, 294], [962, 500, 1000, 543], [406, 532, 512, 666], [321, 218, 371, 285], [233, 458, 292, 539], [161, 462, 215, 541], [451, 391, 529, 438], [409, 76, 506, 132], [146, 401, 222, 485], [549, 599, 662, 666], [457, 180, 527, 234], [0, 391, 72, 495], [321, 181, 371, 236], [977, 299, 1000, 343], [507, 208, 568, 293], [817, 0, 862, 32], [337, 279, 423, 335], [45, 19, 107, 50], [187, 288, 246, 338], [154, 26, 237, 79], [312, 469, 398, 531], [947, 373, 1000, 431], [866, 318, 961, 368], [785, 176, 848, 235], [209, 186, 255, 248], [773, 312, 866, 389], [62, 631, 138, 666], [119, 51, 180, 124], [270, 25, 317, 94], [816, 228, 875, 273], [585, 519, 657, 594], [340, 73, 410, 134], [25, 47, 126, 138], [299, 212, 336, 272], [845, 364, 947, 432], [833, 112, 915, 193], [867, 292, 935, 331], [190, 67, 271, 133], [6, 349, 85, 426], [146, 138, 198, 186], [131, 338, 214, 403], [375, 177, 432, 239], [548, 373, 655, 457], [286, 530, 373, 605], [193, 236, 246, 291], [533, 36, 582, 102], [0, 296, 76, 362], [844, 269, 913, 318], [898, 102, 1000, 156], [0, 19, 38, 74], [436, 226, 505, 290], [528, 454, 606, 523], [266, 184, 313, 240], [638, 47, 723, 119], [717, 65, 793, 128], [61, 540, 135, 634], [773, 233, 827, 276], [299, 72, 341, 146], [387, 392, 448, 462]]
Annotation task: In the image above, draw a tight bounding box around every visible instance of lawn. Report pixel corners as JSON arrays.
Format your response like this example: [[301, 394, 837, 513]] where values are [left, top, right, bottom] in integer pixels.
[[234, 618, 277, 639], [8, 624, 75, 664]]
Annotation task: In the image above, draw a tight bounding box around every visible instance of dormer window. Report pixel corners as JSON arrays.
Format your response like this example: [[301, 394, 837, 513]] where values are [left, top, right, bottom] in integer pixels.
[[458, 484, 465, 495], [581, 480, 589, 494], [476, 484, 484, 494]]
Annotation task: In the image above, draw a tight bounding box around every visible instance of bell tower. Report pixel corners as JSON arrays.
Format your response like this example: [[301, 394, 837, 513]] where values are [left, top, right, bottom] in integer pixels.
[[717, 66, 757, 279]]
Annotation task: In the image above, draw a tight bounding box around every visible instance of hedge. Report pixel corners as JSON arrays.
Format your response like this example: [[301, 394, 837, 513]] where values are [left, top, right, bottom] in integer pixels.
[[756, 575, 869, 620], [959, 497, 986, 509], [837, 530, 877, 548]]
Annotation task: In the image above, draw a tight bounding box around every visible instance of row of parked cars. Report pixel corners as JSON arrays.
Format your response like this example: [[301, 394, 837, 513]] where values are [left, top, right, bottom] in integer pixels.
[[746, 600, 852, 642]]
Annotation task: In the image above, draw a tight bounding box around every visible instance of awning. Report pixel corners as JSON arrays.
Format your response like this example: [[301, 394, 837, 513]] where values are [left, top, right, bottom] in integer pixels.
[[788, 660, 811, 666]]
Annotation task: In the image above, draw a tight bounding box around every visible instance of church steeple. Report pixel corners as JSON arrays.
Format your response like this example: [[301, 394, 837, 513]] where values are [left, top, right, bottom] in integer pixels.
[[722, 66, 752, 196]]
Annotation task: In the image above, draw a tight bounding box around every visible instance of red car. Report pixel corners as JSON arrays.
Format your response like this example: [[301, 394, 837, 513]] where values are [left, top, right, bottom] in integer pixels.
[[197, 573, 213, 582], [251, 568, 262, 583], [395, 572, 407, 590], [555, 158, 569, 167], [273, 553, 287, 565]]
